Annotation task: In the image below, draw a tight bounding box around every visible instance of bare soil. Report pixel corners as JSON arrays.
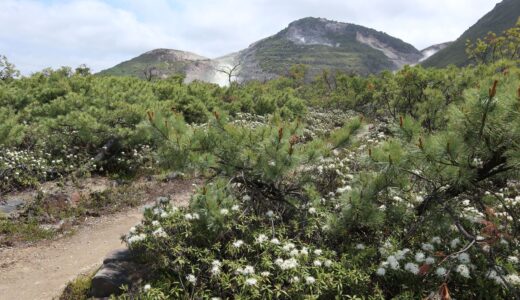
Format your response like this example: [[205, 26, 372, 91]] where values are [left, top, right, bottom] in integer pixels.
[[0, 178, 197, 300]]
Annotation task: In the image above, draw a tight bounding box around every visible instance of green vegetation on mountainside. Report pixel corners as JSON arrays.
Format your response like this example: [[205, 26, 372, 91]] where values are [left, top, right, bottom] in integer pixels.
[[251, 32, 393, 77], [423, 0, 520, 67]]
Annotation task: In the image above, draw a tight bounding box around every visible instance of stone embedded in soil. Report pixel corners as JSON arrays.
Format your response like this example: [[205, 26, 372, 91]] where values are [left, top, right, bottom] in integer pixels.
[[0, 198, 24, 215], [91, 248, 145, 298], [102, 248, 134, 264]]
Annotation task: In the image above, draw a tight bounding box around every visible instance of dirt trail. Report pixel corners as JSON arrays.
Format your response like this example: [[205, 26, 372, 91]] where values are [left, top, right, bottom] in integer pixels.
[[0, 182, 194, 300]]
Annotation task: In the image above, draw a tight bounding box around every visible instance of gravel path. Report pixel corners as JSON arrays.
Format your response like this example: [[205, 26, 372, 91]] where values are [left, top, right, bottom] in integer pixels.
[[0, 180, 194, 300]]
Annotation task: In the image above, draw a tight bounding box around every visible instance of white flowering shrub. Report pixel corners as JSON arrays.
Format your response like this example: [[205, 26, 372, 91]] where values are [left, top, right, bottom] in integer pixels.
[[124, 184, 375, 299], [119, 65, 520, 299]]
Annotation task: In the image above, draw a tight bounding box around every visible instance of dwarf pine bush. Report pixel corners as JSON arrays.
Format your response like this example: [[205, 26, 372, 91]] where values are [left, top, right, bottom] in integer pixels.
[[120, 59, 520, 299]]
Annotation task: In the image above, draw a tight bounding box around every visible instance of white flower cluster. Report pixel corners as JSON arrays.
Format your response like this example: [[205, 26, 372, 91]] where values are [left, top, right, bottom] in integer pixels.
[[186, 274, 197, 284], [231, 113, 268, 129], [460, 199, 485, 223], [236, 265, 255, 275], [302, 109, 356, 140], [184, 212, 200, 221], [255, 234, 269, 244], [127, 232, 147, 245], [233, 240, 245, 248], [456, 264, 470, 278], [377, 246, 439, 277], [275, 257, 299, 270], [152, 227, 167, 238], [211, 260, 221, 276]]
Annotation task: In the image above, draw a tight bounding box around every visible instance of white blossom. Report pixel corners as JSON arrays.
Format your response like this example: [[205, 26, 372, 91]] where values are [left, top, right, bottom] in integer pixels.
[[436, 267, 447, 277], [387, 256, 400, 270], [266, 210, 274, 218], [283, 242, 296, 251], [186, 274, 197, 284], [237, 265, 255, 275], [422, 243, 434, 252], [313, 260, 322, 267], [376, 267, 386, 276], [211, 265, 221, 276], [458, 252, 471, 264], [425, 257, 435, 265], [314, 249, 323, 256], [212, 260, 222, 267], [431, 236, 441, 244], [308, 207, 317, 214], [127, 233, 146, 245], [395, 248, 410, 260], [456, 264, 470, 278], [270, 238, 280, 245], [255, 234, 268, 244], [261, 271, 270, 277], [152, 227, 168, 238], [355, 243, 366, 250], [336, 186, 352, 194], [324, 260, 333, 267], [233, 240, 245, 248], [245, 278, 257, 286], [220, 208, 229, 216], [450, 238, 461, 249], [276, 258, 299, 270], [415, 252, 425, 263], [486, 270, 504, 285], [506, 274, 520, 286], [507, 256, 519, 264], [305, 276, 316, 284], [404, 262, 420, 275], [143, 284, 151, 291], [231, 205, 240, 211]]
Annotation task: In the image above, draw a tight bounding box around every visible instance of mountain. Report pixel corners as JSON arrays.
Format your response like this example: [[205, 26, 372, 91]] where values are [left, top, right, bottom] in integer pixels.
[[419, 42, 452, 62], [234, 17, 423, 81], [98, 49, 237, 85], [100, 17, 424, 83], [422, 0, 520, 67]]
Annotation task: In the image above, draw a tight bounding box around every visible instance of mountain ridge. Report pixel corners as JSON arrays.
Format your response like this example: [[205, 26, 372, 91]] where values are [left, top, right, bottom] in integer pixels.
[[422, 0, 520, 67], [99, 17, 427, 84]]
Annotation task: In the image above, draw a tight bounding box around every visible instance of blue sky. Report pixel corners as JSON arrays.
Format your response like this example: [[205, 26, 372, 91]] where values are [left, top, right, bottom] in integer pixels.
[[0, 0, 499, 74]]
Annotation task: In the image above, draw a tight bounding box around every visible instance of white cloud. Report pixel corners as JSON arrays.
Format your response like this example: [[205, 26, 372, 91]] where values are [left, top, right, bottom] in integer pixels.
[[0, 0, 501, 74], [0, 0, 176, 73]]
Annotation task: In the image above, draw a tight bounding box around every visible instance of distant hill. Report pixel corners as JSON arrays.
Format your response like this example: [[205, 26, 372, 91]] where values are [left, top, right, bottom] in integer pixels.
[[422, 0, 520, 67], [100, 17, 426, 84]]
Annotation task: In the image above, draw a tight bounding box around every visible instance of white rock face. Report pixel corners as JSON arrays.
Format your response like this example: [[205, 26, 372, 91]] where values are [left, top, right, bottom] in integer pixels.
[[184, 53, 241, 86], [419, 42, 452, 62], [355, 32, 421, 68]]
